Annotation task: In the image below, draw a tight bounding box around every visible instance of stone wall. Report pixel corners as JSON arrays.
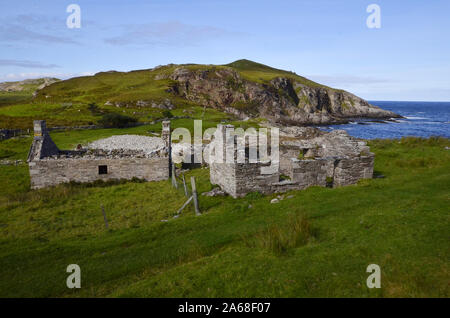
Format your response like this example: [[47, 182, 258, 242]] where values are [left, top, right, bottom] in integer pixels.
[[27, 120, 171, 189], [209, 123, 376, 198], [29, 157, 169, 189], [289, 155, 374, 188], [333, 155, 374, 187], [210, 162, 236, 196], [210, 161, 279, 198], [210, 152, 375, 198], [280, 145, 300, 175], [0, 129, 30, 141], [289, 158, 332, 188], [234, 162, 279, 197]]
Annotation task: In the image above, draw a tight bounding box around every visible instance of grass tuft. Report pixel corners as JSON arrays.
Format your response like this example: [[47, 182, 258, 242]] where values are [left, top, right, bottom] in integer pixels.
[[243, 213, 314, 255]]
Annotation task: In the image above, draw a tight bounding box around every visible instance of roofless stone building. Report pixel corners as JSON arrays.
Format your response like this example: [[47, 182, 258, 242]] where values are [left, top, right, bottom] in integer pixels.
[[209, 124, 375, 198], [27, 120, 374, 196], [27, 120, 171, 189]]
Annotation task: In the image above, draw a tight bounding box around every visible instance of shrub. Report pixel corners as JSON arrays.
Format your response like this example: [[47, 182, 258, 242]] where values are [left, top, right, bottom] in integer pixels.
[[98, 113, 137, 128], [231, 100, 259, 116], [162, 110, 174, 118], [87, 102, 101, 115]]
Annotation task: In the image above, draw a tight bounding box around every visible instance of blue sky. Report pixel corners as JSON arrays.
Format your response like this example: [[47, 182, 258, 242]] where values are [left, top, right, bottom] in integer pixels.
[[1, 0, 449, 101]]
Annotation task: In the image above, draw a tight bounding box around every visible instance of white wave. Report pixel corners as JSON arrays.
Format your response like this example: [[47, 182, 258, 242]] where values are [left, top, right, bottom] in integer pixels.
[[405, 116, 429, 120]]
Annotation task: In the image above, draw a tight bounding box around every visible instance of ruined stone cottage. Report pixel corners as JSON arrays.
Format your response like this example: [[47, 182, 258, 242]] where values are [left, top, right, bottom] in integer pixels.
[[27, 120, 171, 189], [209, 124, 374, 198]]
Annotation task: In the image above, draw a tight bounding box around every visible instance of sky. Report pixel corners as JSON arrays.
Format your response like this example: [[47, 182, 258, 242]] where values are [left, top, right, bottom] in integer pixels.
[[1, 0, 449, 101]]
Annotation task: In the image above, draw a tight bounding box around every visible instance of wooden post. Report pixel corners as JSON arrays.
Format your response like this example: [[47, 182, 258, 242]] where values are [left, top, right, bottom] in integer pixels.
[[171, 163, 178, 188], [190, 176, 200, 215], [101, 204, 109, 229], [176, 196, 193, 215], [182, 174, 189, 197]]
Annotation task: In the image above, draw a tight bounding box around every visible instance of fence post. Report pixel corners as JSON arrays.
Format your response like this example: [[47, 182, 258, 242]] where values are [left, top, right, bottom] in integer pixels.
[[182, 174, 189, 197], [171, 163, 178, 188], [176, 196, 193, 215], [190, 176, 200, 215], [101, 204, 109, 229]]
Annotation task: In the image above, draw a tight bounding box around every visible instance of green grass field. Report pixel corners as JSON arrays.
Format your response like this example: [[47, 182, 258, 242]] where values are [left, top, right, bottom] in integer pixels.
[[0, 132, 448, 297]]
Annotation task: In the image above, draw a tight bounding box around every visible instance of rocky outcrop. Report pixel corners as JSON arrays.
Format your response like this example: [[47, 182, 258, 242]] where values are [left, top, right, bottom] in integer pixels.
[[164, 66, 400, 125], [0, 77, 59, 93]]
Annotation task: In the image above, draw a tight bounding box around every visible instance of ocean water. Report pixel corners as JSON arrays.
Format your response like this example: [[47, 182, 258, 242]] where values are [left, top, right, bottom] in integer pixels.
[[319, 101, 450, 139]]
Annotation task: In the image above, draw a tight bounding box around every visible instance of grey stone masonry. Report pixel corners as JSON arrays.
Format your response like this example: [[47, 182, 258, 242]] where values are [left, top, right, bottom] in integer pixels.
[[162, 120, 172, 176], [209, 124, 281, 198], [28, 120, 171, 189], [209, 124, 375, 198], [29, 157, 169, 189]]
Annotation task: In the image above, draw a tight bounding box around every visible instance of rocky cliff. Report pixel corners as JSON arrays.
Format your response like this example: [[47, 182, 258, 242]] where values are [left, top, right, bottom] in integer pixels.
[[163, 62, 400, 125]]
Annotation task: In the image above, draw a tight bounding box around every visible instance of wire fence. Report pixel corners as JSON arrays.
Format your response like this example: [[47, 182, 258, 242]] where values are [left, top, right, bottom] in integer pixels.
[[171, 163, 201, 216]]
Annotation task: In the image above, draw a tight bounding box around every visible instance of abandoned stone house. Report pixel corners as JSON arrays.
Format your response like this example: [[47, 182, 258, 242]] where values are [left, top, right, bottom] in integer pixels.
[[27, 119, 374, 196], [27, 120, 171, 189], [209, 124, 374, 198]]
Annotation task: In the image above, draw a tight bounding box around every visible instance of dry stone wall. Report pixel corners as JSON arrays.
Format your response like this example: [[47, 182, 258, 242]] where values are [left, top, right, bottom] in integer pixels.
[[210, 162, 236, 196], [333, 156, 374, 187], [29, 157, 168, 189]]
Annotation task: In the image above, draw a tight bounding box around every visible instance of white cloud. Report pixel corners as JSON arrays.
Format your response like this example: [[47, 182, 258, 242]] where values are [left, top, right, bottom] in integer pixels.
[[104, 21, 240, 46], [0, 59, 60, 69], [1, 71, 95, 82], [0, 14, 80, 45]]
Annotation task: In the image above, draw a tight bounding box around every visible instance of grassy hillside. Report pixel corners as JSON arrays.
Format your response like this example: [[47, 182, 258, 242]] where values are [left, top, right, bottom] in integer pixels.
[[0, 133, 448, 297], [225, 59, 327, 88], [35, 60, 328, 104], [0, 60, 332, 129], [0, 78, 60, 107]]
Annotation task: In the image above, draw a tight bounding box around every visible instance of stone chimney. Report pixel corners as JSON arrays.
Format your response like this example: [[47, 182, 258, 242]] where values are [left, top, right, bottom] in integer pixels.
[[162, 120, 171, 149], [27, 120, 60, 162], [162, 121, 172, 175], [33, 120, 47, 137]]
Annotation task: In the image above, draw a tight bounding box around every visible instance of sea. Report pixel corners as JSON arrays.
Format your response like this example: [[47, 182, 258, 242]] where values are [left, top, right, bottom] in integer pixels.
[[318, 101, 450, 139]]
